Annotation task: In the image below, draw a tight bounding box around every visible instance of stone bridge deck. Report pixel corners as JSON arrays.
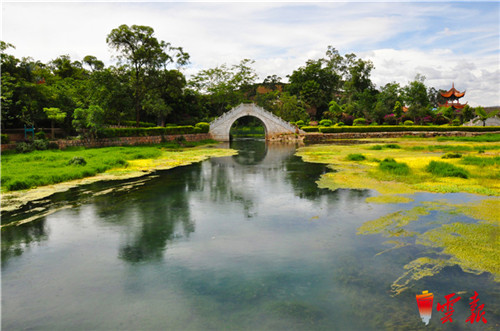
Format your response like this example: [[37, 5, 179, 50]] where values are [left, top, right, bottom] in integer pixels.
[[209, 103, 303, 141]]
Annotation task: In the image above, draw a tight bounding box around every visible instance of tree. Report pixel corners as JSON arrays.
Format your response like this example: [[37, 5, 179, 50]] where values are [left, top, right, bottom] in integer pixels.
[[72, 105, 105, 139], [273, 92, 309, 122], [323, 100, 343, 122], [43, 107, 66, 139], [287, 58, 340, 118], [83, 55, 104, 72], [107, 24, 189, 126], [189, 59, 257, 116], [403, 74, 431, 123], [394, 101, 403, 119], [473, 106, 499, 126]]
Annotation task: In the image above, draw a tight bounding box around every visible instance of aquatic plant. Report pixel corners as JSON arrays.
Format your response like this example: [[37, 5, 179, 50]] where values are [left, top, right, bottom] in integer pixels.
[[379, 158, 410, 176], [384, 144, 401, 149], [441, 152, 462, 159], [346, 153, 366, 161], [426, 161, 469, 179], [461, 156, 500, 167]]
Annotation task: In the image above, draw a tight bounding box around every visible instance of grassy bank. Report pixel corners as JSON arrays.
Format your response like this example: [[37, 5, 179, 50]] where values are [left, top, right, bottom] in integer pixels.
[[1, 140, 236, 193]]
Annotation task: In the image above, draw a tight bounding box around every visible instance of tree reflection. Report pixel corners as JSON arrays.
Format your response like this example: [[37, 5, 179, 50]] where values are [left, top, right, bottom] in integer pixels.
[[1, 219, 48, 266], [230, 139, 268, 165], [284, 154, 329, 200], [117, 167, 197, 263]]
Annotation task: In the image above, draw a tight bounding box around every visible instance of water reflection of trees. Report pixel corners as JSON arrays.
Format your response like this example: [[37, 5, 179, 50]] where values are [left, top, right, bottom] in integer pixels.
[[1, 219, 48, 266], [115, 168, 197, 264]]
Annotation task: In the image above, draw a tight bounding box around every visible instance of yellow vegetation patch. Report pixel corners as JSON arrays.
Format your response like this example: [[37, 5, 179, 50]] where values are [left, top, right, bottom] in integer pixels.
[[365, 195, 414, 204], [357, 206, 429, 237], [296, 138, 500, 196]]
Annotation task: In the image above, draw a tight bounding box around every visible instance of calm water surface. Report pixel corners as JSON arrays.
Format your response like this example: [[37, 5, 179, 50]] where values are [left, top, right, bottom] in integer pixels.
[[2, 140, 498, 330]]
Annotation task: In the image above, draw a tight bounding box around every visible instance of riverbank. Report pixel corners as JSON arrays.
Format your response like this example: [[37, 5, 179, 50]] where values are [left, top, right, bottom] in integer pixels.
[[1, 141, 237, 214]]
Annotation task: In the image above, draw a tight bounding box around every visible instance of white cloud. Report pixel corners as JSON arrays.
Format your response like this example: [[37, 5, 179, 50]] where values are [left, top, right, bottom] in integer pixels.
[[2, 1, 499, 106], [363, 48, 499, 106]]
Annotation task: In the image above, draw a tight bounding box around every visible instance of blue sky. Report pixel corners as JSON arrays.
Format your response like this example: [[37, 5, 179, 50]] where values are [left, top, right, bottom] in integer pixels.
[[2, 1, 499, 106]]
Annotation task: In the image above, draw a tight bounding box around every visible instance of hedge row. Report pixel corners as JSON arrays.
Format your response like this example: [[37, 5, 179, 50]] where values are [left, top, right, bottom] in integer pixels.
[[100, 124, 210, 138], [316, 126, 500, 134]]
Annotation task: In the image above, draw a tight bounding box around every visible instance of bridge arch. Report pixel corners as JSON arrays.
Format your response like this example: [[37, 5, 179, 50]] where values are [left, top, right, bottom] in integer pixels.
[[209, 103, 302, 141]]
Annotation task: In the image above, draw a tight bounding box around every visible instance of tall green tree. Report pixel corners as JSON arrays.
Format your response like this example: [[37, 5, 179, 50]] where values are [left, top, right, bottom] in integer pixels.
[[106, 24, 189, 126], [273, 92, 309, 122], [43, 107, 66, 139], [403, 74, 431, 123], [72, 105, 105, 139], [189, 59, 257, 116]]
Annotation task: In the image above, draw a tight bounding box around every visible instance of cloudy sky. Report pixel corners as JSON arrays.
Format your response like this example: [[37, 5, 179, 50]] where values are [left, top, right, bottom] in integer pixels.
[[2, 1, 499, 106]]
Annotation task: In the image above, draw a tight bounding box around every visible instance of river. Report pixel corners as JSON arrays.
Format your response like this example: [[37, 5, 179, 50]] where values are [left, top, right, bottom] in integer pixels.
[[1, 140, 498, 330]]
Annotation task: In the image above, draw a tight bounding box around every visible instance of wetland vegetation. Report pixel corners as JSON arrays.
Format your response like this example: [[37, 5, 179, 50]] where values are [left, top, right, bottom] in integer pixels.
[[296, 135, 499, 295]]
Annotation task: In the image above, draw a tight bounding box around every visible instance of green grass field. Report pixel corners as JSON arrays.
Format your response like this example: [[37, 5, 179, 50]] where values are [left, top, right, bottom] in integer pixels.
[[1, 140, 221, 191]]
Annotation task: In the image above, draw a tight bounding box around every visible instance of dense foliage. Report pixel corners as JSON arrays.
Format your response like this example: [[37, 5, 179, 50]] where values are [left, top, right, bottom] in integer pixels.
[[1, 26, 495, 142]]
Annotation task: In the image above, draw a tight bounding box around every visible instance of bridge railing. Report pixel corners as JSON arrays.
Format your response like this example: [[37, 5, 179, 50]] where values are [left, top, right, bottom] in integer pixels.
[[209, 103, 298, 132]]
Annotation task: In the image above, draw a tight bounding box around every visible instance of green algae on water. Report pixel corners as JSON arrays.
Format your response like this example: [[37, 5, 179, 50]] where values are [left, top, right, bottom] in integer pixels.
[[357, 199, 500, 294], [365, 195, 414, 204]]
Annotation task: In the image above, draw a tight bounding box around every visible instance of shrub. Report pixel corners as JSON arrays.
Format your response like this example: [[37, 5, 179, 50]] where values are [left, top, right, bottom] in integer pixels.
[[195, 122, 210, 133], [339, 114, 354, 126], [346, 153, 366, 161], [336, 122, 344, 127], [451, 119, 461, 126], [384, 114, 398, 125], [301, 126, 320, 132], [100, 126, 197, 138], [385, 144, 401, 149], [35, 131, 47, 140], [426, 161, 469, 179], [1, 134, 10, 144], [295, 120, 305, 127], [319, 119, 333, 127], [442, 152, 462, 159], [67, 156, 87, 166], [47, 142, 60, 150], [33, 139, 48, 151], [368, 145, 383, 150], [15, 142, 34, 153], [379, 158, 410, 176], [114, 120, 156, 127], [403, 120, 414, 126], [353, 118, 367, 126]]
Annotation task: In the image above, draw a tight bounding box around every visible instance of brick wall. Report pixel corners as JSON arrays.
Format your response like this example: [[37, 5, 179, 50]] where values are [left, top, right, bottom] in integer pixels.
[[303, 131, 500, 143], [1, 133, 213, 151]]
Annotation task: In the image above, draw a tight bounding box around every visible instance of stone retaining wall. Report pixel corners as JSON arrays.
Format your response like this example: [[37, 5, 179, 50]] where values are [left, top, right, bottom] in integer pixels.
[[1, 133, 213, 151], [303, 131, 500, 143]]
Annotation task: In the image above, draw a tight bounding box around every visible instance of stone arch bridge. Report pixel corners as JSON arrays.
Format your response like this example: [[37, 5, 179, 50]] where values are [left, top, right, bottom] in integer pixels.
[[209, 103, 303, 141]]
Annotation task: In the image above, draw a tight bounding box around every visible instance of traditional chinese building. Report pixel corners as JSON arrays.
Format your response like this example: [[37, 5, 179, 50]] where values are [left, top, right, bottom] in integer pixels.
[[439, 83, 467, 110]]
